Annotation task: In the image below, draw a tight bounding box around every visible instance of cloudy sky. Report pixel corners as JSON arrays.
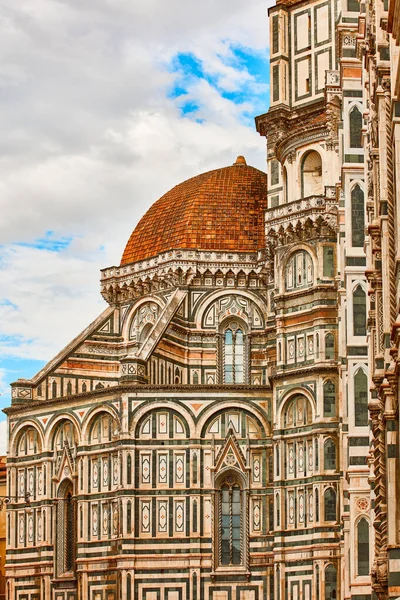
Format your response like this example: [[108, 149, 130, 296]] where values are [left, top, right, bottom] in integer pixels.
[[0, 0, 273, 453]]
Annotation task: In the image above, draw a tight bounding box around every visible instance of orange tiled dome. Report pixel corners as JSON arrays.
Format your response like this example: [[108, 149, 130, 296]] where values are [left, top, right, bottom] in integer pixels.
[[121, 157, 268, 265]]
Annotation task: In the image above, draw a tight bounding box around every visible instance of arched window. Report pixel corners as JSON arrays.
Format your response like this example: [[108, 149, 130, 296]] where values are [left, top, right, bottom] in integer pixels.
[[325, 333, 335, 360], [57, 480, 75, 575], [223, 322, 245, 384], [324, 488, 337, 522], [315, 488, 319, 522], [283, 395, 312, 428], [52, 380, 57, 398], [315, 564, 320, 597], [276, 445, 280, 477], [218, 475, 244, 566], [82, 382, 87, 393], [324, 439, 336, 471], [127, 454, 132, 485], [301, 151, 322, 197], [174, 367, 181, 385], [283, 166, 288, 203], [66, 381, 72, 396], [127, 574, 132, 600], [323, 381, 336, 417], [314, 438, 319, 470], [325, 564, 337, 600], [357, 518, 370, 576], [286, 250, 313, 290], [355, 368, 368, 426], [276, 492, 280, 526], [353, 286, 366, 337], [127, 501, 132, 534], [350, 106, 362, 148], [351, 185, 365, 247]]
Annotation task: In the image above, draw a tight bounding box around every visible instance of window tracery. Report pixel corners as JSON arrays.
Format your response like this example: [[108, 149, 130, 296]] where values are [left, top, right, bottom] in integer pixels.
[[286, 250, 313, 290], [222, 322, 245, 384], [216, 472, 246, 568]]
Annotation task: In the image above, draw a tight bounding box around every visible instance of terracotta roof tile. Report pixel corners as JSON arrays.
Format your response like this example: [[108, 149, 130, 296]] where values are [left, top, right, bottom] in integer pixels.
[[121, 158, 268, 265]]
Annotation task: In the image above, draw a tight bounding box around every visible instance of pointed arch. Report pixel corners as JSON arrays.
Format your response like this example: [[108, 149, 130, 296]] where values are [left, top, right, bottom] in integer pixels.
[[349, 105, 362, 148], [353, 285, 366, 336], [354, 367, 368, 426], [351, 183, 365, 247], [357, 517, 370, 575]]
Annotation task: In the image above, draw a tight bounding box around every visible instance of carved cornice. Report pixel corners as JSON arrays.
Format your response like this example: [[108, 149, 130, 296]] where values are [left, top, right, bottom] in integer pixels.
[[101, 249, 268, 304]]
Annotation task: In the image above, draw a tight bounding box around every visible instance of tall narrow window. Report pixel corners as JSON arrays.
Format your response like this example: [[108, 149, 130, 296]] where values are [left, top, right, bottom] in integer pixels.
[[324, 488, 337, 522], [283, 166, 288, 204], [127, 454, 132, 485], [354, 369, 368, 426], [272, 15, 279, 54], [223, 325, 245, 384], [351, 185, 365, 247], [323, 381, 336, 417], [301, 151, 322, 197], [57, 480, 75, 575], [353, 286, 366, 336], [127, 573, 132, 600], [315, 488, 319, 521], [323, 246, 334, 277], [66, 381, 72, 396], [350, 106, 362, 148], [325, 564, 337, 600], [219, 481, 243, 565], [324, 439, 336, 471], [357, 518, 370, 575], [273, 65, 280, 103], [52, 380, 57, 398], [325, 333, 335, 360]]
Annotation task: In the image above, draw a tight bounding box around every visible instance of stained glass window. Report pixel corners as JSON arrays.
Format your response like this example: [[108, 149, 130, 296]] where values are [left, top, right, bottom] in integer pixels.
[[353, 286, 367, 336], [324, 488, 337, 521], [355, 369, 368, 426], [220, 483, 242, 565], [223, 327, 245, 384], [324, 439, 336, 470]]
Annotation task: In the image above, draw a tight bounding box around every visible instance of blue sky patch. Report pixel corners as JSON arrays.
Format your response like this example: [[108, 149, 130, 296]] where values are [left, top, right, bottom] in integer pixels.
[[0, 357, 46, 417]]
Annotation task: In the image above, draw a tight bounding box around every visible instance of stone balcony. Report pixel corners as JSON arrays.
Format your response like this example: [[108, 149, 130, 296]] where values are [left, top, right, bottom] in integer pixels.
[[265, 187, 338, 248]]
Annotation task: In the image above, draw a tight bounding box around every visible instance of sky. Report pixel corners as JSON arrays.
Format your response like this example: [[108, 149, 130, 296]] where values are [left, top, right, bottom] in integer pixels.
[[0, 0, 273, 454]]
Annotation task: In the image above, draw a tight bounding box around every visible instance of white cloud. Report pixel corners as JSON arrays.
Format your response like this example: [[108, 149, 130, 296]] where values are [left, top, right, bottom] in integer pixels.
[[0, 421, 7, 456], [0, 0, 273, 382]]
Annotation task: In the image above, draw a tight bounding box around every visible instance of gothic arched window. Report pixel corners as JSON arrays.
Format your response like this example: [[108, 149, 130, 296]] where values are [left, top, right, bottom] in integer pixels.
[[350, 105, 362, 148], [325, 333, 335, 360], [301, 150, 322, 197], [353, 286, 366, 337], [351, 184, 365, 247], [324, 439, 336, 471], [357, 518, 370, 576], [57, 480, 75, 576], [323, 381, 336, 417], [354, 368, 368, 427], [218, 475, 244, 566], [223, 322, 245, 384], [286, 250, 313, 290], [325, 564, 337, 600], [324, 488, 337, 522]]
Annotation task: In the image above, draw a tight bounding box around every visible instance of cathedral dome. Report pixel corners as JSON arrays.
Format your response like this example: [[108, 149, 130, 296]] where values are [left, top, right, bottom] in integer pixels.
[[120, 156, 268, 265]]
